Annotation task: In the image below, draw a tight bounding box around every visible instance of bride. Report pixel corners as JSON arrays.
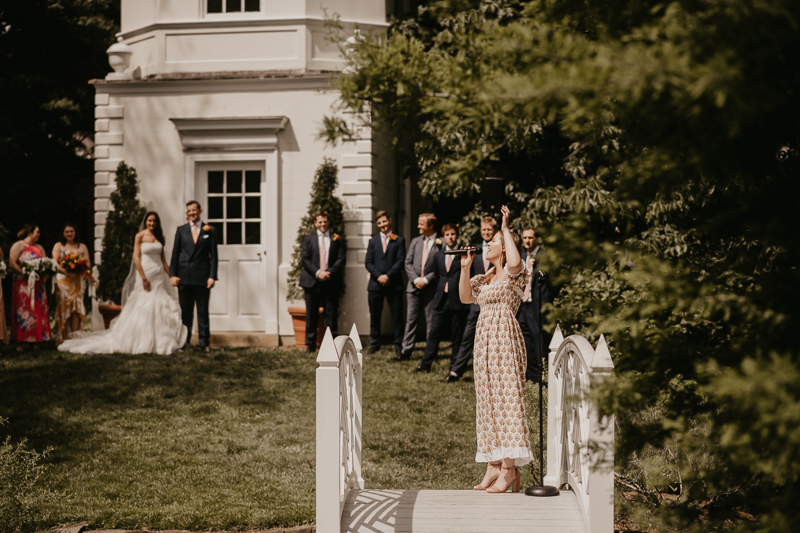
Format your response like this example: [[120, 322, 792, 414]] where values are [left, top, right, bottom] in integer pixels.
[[59, 212, 187, 355]]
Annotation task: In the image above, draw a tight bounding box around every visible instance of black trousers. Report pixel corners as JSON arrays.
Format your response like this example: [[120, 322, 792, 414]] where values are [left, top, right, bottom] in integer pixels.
[[517, 301, 543, 382], [368, 288, 404, 350], [179, 284, 211, 347], [304, 284, 338, 348], [449, 303, 479, 376], [419, 305, 469, 370]]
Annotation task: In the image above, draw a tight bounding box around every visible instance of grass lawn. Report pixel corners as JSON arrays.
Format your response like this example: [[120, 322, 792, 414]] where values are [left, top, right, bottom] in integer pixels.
[[0, 341, 545, 531]]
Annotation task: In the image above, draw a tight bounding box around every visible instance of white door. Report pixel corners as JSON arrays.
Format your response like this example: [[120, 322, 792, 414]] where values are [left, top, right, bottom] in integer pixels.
[[198, 162, 267, 331]]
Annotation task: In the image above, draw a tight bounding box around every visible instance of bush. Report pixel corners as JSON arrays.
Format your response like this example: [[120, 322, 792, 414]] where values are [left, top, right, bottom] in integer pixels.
[[286, 158, 347, 302], [0, 418, 59, 533], [96, 162, 147, 303]]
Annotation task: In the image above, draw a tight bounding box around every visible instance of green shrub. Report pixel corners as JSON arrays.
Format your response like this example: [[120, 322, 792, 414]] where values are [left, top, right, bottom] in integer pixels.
[[0, 418, 59, 533]]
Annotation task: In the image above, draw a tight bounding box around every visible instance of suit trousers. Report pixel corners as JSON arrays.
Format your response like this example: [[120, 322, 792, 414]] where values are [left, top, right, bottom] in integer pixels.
[[304, 284, 338, 348], [179, 284, 211, 347], [449, 303, 479, 376], [401, 288, 435, 353], [419, 306, 468, 370], [368, 288, 404, 350], [517, 301, 543, 382]]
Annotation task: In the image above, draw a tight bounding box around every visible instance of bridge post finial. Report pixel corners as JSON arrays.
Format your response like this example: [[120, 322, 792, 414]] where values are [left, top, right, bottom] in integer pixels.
[[592, 334, 614, 372], [543, 323, 563, 487]]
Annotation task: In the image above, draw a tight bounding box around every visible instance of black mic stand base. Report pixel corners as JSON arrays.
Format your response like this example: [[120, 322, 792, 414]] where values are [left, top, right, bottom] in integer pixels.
[[525, 485, 560, 497]]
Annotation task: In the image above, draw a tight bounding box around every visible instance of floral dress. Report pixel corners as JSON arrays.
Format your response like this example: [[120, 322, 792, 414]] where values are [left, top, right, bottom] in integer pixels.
[[0, 277, 8, 344], [53, 249, 87, 346], [12, 243, 52, 343], [471, 263, 533, 466]]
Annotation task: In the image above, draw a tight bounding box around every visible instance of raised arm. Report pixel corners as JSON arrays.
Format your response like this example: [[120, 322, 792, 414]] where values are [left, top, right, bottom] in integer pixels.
[[459, 250, 476, 305], [501, 206, 521, 274]]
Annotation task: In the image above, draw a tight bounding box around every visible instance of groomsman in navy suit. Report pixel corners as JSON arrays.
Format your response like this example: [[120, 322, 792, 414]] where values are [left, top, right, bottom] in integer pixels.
[[170, 200, 219, 353], [299, 211, 347, 352], [365, 211, 406, 356], [447, 216, 498, 380], [415, 224, 469, 375], [516, 225, 553, 382]]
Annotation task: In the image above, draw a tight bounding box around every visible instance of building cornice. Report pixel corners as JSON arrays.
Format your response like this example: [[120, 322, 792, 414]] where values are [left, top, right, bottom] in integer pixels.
[[170, 116, 289, 151], [91, 72, 336, 94]]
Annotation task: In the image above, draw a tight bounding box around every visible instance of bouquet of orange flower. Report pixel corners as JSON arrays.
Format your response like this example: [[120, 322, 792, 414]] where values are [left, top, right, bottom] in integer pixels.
[[59, 251, 90, 275]]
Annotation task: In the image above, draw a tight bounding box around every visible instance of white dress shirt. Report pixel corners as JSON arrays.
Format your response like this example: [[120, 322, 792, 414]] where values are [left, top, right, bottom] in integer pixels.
[[315, 229, 332, 278]]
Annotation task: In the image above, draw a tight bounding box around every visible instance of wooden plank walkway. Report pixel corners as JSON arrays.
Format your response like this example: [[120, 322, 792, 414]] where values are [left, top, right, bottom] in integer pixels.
[[342, 489, 587, 533]]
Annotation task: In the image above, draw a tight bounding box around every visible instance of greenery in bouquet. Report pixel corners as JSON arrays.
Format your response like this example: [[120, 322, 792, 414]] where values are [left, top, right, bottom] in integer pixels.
[[97, 162, 147, 304], [58, 252, 96, 288], [287, 157, 346, 302]]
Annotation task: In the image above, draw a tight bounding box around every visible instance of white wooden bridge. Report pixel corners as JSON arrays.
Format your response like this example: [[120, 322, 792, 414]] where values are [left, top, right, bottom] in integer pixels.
[[316, 325, 615, 533]]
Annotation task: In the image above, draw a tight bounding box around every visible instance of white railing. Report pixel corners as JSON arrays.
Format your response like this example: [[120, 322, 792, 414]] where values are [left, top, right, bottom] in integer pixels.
[[543, 325, 615, 533], [316, 324, 364, 533]]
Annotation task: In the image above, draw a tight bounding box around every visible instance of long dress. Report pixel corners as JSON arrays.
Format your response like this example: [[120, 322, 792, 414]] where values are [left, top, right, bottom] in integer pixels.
[[470, 263, 533, 466], [12, 243, 52, 343], [59, 242, 187, 355], [0, 280, 8, 344], [54, 251, 87, 346]]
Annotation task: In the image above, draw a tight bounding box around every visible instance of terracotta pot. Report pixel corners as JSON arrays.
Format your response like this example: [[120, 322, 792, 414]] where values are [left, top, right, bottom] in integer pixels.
[[97, 303, 122, 329], [287, 306, 326, 349]]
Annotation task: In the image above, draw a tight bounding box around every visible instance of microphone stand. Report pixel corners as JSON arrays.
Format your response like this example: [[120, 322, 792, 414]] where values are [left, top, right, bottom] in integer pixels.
[[525, 271, 559, 497]]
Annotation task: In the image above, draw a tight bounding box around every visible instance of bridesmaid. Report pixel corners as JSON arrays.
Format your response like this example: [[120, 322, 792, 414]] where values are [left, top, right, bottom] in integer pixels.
[[0, 247, 9, 347], [9, 224, 52, 351], [52, 223, 90, 345]]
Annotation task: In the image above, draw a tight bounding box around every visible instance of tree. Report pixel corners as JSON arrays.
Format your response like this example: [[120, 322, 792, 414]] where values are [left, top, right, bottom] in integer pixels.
[[96, 162, 146, 304], [325, 1, 800, 531], [286, 158, 347, 302]]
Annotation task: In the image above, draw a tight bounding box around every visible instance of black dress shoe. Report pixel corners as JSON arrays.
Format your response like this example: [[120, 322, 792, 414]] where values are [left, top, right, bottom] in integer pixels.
[[201, 346, 211, 353], [391, 350, 411, 362], [413, 365, 431, 373], [443, 373, 460, 383]]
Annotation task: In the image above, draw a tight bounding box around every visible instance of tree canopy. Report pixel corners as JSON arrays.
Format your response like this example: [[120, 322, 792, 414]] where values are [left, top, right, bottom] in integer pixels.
[[325, 1, 800, 530]]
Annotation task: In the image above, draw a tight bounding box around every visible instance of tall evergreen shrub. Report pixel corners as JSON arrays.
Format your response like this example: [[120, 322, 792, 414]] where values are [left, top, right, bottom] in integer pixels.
[[97, 162, 146, 304], [287, 157, 346, 302]]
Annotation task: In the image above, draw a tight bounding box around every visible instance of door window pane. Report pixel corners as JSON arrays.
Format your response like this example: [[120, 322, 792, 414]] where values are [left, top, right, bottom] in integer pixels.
[[227, 171, 242, 193], [244, 0, 260, 12], [245, 222, 260, 244], [210, 221, 224, 236], [227, 196, 242, 219], [226, 0, 242, 12], [208, 171, 224, 193], [208, 197, 223, 220], [227, 222, 242, 245], [245, 196, 260, 219], [207, 0, 222, 13], [245, 170, 261, 193]]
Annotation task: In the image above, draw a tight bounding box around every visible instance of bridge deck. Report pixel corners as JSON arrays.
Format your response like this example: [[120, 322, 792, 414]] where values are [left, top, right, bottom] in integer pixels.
[[342, 489, 587, 533]]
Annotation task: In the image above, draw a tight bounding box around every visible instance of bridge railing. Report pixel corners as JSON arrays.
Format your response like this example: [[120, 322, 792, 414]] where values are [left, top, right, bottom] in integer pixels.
[[543, 325, 615, 533], [316, 324, 364, 533]]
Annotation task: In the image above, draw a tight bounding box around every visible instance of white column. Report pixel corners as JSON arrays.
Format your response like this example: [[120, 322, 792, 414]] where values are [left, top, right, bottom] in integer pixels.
[[588, 335, 615, 533], [316, 328, 341, 533], [543, 324, 564, 487]]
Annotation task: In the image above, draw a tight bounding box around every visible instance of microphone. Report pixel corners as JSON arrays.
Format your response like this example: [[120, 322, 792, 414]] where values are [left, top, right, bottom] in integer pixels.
[[444, 247, 483, 255]]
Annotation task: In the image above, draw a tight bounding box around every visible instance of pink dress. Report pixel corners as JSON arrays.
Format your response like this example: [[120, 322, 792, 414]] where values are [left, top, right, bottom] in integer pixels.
[[12, 243, 52, 343], [470, 264, 533, 466]]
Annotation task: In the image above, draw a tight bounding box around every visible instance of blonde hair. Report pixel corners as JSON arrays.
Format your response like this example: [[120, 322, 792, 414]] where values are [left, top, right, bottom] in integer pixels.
[[484, 229, 520, 284], [419, 213, 437, 228]]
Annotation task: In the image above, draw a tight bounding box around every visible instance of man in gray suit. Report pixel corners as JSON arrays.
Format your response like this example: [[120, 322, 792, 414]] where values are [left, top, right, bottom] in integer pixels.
[[394, 213, 441, 361]]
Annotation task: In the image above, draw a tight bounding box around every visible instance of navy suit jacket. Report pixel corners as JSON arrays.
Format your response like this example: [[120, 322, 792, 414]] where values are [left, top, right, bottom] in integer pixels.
[[169, 222, 218, 286], [299, 232, 346, 290], [431, 249, 468, 311], [518, 247, 553, 333], [365, 233, 406, 292]]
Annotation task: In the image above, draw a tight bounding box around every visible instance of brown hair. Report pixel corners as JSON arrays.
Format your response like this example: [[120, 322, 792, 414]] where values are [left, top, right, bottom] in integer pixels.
[[375, 210, 390, 222], [17, 224, 38, 240], [59, 223, 81, 246], [481, 216, 498, 230], [419, 213, 437, 228], [186, 200, 202, 210], [314, 210, 329, 219], [441, 223, 458, 235], [522, 225, 534, 233], [484, 228, 521, 284]]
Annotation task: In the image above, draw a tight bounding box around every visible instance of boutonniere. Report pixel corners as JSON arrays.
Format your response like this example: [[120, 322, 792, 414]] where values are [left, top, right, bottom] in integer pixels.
[[528, 255, 536, 266], [389, 233, 397, 241], [202, 225, 212, 232], [332, 233, 341, 242], [434, 238, 442, 246]]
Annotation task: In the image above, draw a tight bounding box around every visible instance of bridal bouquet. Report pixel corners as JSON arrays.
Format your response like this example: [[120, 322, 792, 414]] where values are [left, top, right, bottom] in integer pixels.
[[59, 252, 97, 288], [20, 258, 58, 300], [0, 260, 6, 280]]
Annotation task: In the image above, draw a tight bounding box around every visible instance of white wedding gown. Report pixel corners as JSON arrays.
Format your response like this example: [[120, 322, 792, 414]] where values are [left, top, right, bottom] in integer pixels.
[[59, 242, 187, 355]]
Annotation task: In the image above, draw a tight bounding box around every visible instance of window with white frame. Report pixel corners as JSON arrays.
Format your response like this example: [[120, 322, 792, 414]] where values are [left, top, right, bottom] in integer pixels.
[[206, 0, 260, 14], [206, 169, 262, 245]]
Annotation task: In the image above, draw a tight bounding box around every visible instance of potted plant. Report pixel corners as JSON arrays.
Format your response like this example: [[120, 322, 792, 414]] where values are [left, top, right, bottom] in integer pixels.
[[286, 157, 347, 348], [96, 162, 146, 327]]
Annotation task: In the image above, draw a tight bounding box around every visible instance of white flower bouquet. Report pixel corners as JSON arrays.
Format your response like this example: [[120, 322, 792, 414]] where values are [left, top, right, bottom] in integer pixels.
[[0, 259, 7, 280], [20, 257, 58, 300]]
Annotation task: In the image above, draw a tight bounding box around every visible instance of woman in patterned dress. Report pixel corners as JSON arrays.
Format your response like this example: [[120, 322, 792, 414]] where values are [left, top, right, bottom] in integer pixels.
[[9, 224, 52, 350], [459, 205, 532, 493], [0, 247, 9, 347], [52, 224, 90, 345]]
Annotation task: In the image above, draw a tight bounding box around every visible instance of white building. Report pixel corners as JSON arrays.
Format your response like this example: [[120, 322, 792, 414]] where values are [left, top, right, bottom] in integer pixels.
[[92, 0, 417, 345]]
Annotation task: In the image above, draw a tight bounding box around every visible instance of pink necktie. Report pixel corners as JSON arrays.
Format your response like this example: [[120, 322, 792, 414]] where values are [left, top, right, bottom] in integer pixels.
[[382, 234, 388, 253], [192, 224, 198, 243], [421, 237, 429, 276], [522, 256, 533, 301], [445, 253, 453, 292], [320, 234, 327, 271]]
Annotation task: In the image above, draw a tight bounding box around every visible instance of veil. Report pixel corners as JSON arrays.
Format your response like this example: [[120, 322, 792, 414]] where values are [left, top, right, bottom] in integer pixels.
[[120, 215, 147, 307]]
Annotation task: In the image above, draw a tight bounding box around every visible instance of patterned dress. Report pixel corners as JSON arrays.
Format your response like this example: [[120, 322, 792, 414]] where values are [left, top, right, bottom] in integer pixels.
[[0, 279, 8, 344], [53, 250, 87, 346], [12, 243, 52, 343], [471, 263, 533, 466]]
